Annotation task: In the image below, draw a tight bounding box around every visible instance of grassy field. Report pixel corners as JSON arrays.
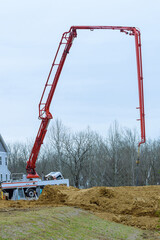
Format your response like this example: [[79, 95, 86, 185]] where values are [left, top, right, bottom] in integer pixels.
[[0, 206, 159, 240]]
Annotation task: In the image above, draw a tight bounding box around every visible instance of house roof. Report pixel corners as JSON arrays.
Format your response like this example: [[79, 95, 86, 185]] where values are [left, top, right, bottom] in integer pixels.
[[0, 134, 9, 153]]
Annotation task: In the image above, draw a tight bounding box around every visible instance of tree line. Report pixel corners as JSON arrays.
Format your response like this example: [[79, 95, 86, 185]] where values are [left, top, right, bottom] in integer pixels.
[[7, 120, 160, 188]]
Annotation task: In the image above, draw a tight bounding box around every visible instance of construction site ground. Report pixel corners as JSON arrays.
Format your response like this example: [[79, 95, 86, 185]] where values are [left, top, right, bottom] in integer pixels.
[[1, 185, 160, 239]]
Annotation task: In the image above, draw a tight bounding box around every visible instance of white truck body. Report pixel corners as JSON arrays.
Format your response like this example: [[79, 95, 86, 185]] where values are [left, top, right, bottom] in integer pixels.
[[1, 179, 69, 189], [1, 172, 69, 200]]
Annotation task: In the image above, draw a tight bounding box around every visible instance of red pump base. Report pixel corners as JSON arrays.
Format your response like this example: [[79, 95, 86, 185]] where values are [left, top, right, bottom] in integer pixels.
[[27, 172, 40, 179]]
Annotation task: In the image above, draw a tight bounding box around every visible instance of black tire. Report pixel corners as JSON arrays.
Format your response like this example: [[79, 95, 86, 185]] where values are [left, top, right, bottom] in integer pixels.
[[26, 189, 35, 198]]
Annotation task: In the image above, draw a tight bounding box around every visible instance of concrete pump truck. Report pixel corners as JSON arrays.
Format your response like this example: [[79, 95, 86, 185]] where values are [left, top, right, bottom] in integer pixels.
[[1, 26, 145, 200]]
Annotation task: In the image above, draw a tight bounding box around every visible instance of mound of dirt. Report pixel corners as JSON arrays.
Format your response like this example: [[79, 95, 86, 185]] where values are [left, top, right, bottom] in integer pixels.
[[1, 185, 160, 230], [37, 185, 160, 229], [39, 185, 68, 204]]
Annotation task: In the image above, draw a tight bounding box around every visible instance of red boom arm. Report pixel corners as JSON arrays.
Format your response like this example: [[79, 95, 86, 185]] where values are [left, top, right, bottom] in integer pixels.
[[26, 26, 145, 178]]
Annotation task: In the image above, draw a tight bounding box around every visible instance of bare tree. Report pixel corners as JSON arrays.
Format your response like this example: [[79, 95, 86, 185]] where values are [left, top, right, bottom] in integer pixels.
[[7, 142, 31, 174], [47, 119, 68, 172], [62, 130, 92, 187]]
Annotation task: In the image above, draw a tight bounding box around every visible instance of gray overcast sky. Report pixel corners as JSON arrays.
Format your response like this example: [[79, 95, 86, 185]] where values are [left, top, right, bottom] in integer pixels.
[[0, 0, 160, 143]]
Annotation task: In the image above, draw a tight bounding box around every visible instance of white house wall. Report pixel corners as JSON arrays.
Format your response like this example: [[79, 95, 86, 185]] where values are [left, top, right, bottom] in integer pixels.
[[0, 141, 5, 152], [0, 152, 11, 182]]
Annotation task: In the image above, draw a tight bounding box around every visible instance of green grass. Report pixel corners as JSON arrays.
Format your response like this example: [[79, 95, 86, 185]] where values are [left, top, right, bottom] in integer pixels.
[[0, 206, 158, 240]]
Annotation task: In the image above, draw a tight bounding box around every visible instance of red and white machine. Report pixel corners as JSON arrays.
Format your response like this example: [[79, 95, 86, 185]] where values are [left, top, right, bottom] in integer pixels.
[[2, 26, 145, 199]]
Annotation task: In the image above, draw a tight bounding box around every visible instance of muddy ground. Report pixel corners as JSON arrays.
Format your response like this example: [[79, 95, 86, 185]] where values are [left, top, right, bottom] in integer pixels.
[[1, 185, 160, 230]]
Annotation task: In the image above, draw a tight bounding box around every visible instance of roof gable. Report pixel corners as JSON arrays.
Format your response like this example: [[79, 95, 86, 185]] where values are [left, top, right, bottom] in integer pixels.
[[0, 135, 9, 153]]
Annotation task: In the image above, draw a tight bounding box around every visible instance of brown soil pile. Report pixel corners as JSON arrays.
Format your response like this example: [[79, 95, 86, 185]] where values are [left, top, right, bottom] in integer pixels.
[[39, 185, 67, 204], [1, 185, 160, 230], [38, 185, 160, 229]]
